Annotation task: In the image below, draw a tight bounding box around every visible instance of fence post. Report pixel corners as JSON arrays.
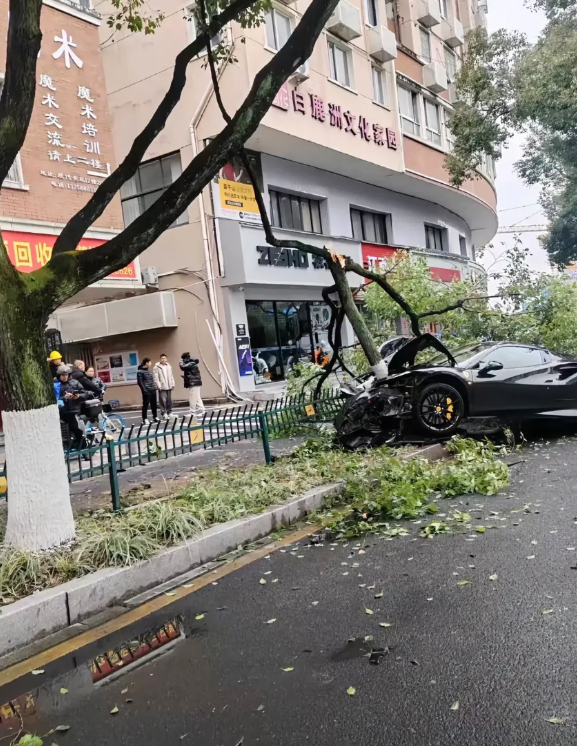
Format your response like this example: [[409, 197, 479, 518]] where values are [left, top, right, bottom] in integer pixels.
[[106, 436, 121, 512], [258, 411, 272, 465]]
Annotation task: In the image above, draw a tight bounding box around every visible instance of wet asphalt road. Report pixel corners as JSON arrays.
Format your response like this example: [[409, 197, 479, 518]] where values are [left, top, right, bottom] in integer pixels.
[[4, 435, 577, 745]]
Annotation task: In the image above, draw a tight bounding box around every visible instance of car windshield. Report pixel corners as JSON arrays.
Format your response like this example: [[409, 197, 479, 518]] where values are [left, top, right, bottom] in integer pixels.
[[427, 343, 494, 368]]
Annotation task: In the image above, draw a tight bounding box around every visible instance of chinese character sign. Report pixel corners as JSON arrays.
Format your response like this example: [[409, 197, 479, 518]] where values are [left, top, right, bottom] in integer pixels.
[[3, 231, 137, 280]]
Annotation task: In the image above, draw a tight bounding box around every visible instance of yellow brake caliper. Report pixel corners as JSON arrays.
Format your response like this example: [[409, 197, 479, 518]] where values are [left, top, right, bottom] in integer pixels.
[[446, 397, 454, 420]]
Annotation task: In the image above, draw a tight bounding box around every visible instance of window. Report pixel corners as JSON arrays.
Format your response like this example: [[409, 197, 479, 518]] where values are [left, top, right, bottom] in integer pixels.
[[270, 189, 322, 234], [264, 8, 292, 51], [328, 40, 353, 88], [372, 66, 387, 106], [420, 27, 432, 63], [185, 6, 222, 49], [365, 0, 378, 27], [459, 235, 467, 257], [121, 153, 188, 228], [480, 346, 543, 369], [444, 108, 454, 151], [0, 78, 24, 187], [439, 0, 449, 18], [398, 85, 420, 136], [424, 99, 442, 146], [444, 48, 457, 81], [72, 0, 91, 7], [425, 224, 446, 252], [351, 208, 389, 244]]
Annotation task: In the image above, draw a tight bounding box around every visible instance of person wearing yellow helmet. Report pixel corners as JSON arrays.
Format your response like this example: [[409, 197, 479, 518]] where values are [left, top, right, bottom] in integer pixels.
[[48, 350, 63, 380]]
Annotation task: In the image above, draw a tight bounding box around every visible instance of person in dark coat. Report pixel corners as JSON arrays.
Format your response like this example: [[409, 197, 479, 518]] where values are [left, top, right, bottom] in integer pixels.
[[137, 358, 158, 424], [70, 359, 102, 396], [180, 352, 205, 416], [56, 365, 90, 449]]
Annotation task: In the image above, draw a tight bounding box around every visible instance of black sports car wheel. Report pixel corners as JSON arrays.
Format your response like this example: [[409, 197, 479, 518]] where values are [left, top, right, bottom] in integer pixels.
[[414, 382, 465, 436]]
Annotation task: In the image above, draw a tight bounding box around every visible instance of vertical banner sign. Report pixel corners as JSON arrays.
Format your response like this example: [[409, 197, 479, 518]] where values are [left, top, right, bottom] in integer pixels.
[[235, 336, 253, 378]]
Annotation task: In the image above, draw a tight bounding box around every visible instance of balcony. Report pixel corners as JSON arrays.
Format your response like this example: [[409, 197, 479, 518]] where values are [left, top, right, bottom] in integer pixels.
[[52, 291, 178, 343], [423, 61, 448, 94], [415, 0, 442, 28], [440, 17, 464, 47], [326, 0, 362, 42], [367, 25, 398, 63]]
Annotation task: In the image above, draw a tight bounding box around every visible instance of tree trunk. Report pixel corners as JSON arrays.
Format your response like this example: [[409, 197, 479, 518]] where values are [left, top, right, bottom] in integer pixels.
[[0, 259, 75, 551], [329, 261, 388, 379]]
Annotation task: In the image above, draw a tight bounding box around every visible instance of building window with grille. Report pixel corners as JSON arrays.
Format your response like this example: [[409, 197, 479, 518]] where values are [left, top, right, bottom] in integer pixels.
[[424, 99, 442, 146], [328, 40, 354, 88], [351, 208, 390, 244], [398, 85, 420, 137], [420, 27, 432, 63], [425, 224, 447, 252], [270, 189, 323, 234], [121, 153, 188, 228], [264, 8, 293, 50], [185, 6, 223, 49], [372, 66, 387, 107]]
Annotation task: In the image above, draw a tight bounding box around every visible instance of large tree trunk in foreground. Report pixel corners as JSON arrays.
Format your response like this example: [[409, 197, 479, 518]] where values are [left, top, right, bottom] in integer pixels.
[[0, 255, 74, 551]]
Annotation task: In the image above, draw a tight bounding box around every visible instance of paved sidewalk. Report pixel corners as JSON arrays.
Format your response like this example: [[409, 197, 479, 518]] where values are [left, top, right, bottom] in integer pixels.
[[67, 436, 305, 514]]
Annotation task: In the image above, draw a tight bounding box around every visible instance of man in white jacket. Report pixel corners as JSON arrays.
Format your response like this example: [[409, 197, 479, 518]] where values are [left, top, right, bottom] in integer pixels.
[[153, 354, 175, 419]]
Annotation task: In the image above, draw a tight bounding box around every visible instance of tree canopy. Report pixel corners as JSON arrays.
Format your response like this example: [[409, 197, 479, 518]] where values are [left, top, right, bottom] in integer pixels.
[[447, 0, 577, 267]]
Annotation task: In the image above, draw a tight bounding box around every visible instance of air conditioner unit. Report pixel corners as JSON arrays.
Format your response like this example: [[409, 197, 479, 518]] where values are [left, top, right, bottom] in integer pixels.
[[367, 25, 398, 63], [423, 61, 448, 94], [289, 60, 310, 83], [141, 266, 158, 286], [416, 0, 441, 28], [326, 0, 362, 42], [440, 17, 464, 48]]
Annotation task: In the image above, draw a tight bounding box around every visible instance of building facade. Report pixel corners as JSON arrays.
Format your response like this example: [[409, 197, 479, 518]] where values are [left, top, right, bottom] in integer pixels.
[[47, 0, 496, 402], [0, 0, 142, 370]]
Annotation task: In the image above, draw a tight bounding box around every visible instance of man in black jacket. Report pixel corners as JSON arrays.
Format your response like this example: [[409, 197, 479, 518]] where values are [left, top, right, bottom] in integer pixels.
[[137, 358, 159, 425], [57, 365, 90, 449], [70, 359, 102, 396], [180, 352, 205, 416]]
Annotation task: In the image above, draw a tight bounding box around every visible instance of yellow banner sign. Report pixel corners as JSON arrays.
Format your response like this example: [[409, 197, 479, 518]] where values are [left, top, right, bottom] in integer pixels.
[[217, 178, 261, 223]]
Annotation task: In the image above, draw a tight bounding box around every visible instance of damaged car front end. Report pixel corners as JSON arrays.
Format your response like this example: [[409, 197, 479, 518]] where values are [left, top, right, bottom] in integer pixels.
[[335, 334, 459, 450]]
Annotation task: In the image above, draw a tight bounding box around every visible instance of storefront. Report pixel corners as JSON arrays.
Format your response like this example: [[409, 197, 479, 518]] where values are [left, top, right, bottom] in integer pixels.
[[246, 300, 333, 383], [217, 218, 363, 392]]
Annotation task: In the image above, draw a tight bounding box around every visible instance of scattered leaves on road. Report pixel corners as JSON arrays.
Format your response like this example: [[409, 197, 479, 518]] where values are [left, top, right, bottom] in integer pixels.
[[281, 667, 294, 672], [542, 609, 554, 615], [31, 670, 44, 675], [195, 614, 205, 621], [165, 592, 177, 597], [489, 574, 498, 581], [54, 726, 71, 733], [476, 527, 486, 533], [60, 687, 68, 694], [265, 619, 276, 625], [379, 622, 392, 627], [347, 687, 356, 696], [365, 608, 374, 615], [110, 707, 119, 715], [374, 592, 383, 599], [259, 578, 267, 585], [545, 717, 565, 724], [451, 701, 460, 711], [457, 580, 470, 586]]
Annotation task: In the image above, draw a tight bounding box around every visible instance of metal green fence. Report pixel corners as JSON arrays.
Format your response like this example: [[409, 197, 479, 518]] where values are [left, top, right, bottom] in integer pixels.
[[0, 389, 343, 510]]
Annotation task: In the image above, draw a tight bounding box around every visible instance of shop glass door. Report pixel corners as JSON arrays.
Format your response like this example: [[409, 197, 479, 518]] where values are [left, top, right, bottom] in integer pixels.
[[276, 302, 312, 375], [246, 301, 282, 384]]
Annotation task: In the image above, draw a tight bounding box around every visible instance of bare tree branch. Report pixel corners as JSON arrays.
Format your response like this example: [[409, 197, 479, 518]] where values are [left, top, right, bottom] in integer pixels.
[[51, 0, 262, 257], [0, 1, 42, 187], [44, 0, 340, 305], [417, 293, 518, 319]]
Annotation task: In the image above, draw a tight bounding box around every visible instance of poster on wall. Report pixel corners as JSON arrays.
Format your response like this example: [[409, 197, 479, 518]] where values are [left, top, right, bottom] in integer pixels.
[[94, 351, 139, 386], [211, 151, 263, 225], [235, 336, 253, 378]]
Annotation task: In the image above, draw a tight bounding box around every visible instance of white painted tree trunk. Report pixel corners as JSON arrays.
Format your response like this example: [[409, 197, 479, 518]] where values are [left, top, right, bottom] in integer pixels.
[[3, 405, 76, 551]]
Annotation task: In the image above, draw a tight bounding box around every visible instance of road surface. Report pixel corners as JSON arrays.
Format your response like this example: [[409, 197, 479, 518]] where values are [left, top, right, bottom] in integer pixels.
[[1, 435, 577, 745]]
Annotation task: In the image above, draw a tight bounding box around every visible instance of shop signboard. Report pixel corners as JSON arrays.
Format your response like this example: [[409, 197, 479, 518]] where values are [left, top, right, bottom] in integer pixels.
[[94, 350, 139, 385], [235, 336, 253, 378], [212, 151, 263, 225], [3, 230, 137, 280]]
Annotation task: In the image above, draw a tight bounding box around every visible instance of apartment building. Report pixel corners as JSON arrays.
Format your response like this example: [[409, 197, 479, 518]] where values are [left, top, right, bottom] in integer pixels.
[[49, 0, 497, 403]]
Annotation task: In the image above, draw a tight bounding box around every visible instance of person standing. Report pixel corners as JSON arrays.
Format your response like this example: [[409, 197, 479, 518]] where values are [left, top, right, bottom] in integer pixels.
[[153, 354, 175, 419], [70, 359, 102, 396], [48, 351, 63, 380], [137, 358, 159, 425], [180, 352, 205, 416], [56, 365, 89, 450]]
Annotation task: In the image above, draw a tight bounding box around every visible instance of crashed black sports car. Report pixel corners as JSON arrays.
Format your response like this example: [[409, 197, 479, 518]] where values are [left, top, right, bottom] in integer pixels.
[[335, 334, 577, 449]]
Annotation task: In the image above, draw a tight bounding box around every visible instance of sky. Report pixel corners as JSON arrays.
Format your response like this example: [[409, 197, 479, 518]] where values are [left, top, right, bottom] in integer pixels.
[[484, 0, 549, 276]]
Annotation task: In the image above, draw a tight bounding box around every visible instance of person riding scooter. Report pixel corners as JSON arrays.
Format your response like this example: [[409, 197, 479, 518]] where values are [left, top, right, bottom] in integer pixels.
[[56, 365, 90, 450]]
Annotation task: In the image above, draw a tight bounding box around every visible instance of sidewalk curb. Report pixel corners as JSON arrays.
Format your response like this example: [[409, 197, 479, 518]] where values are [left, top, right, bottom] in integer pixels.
[[0, 482, 345, 659]]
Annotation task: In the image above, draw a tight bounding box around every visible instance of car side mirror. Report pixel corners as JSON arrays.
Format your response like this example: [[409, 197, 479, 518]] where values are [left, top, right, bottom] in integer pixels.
[[480, 360, 504, 374]]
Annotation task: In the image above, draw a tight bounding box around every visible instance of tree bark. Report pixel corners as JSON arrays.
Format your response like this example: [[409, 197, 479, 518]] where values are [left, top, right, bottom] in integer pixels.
[[0, 246, 75, 550]]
